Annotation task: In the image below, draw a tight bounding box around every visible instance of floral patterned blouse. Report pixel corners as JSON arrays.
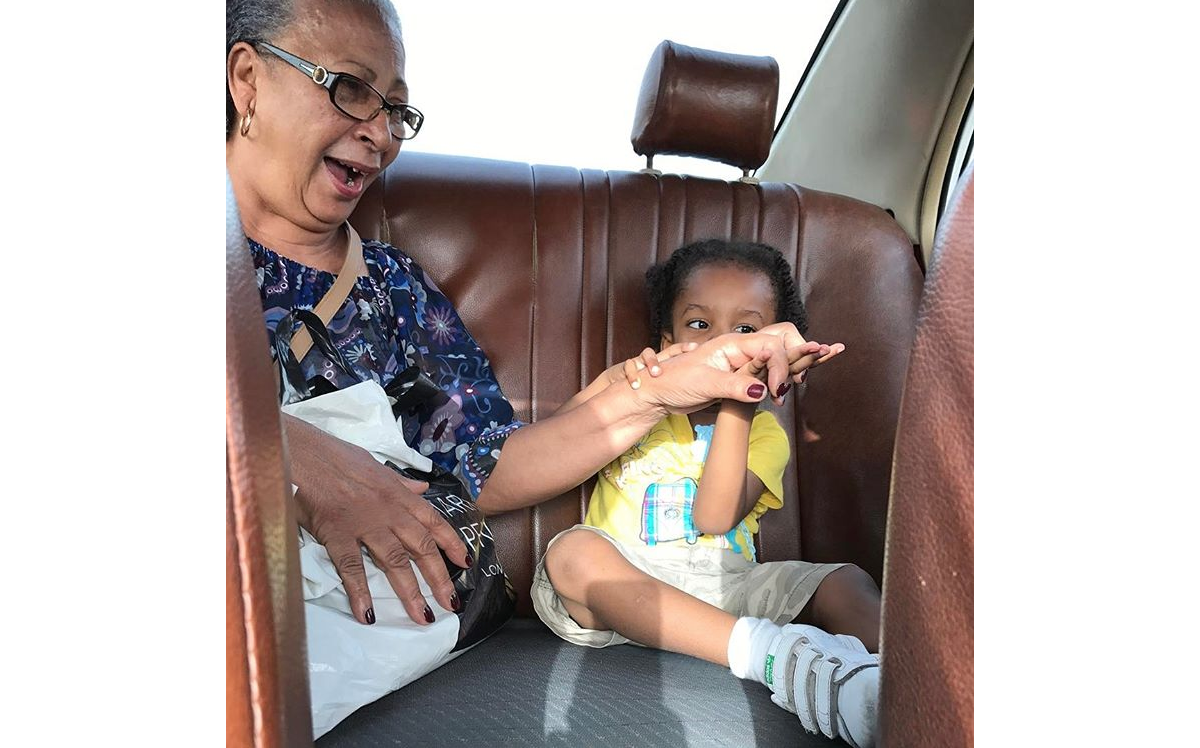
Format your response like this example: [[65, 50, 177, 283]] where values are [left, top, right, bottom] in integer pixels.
[[250, 237, 524, 498]]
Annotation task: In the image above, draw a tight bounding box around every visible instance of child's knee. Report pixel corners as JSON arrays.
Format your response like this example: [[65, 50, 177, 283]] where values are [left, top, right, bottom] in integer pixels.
[[544, 529, 607, 595], [817, 564, 879, 607]]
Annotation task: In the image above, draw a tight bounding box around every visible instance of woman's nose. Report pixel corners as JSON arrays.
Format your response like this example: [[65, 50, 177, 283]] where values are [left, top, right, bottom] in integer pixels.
[[357, 110, 394, 151]]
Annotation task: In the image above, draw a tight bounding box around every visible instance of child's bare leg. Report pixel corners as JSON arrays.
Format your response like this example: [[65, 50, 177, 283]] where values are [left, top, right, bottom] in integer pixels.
[[793, 564, 881, 652], [545, 532, 881, 745], [543, 529, 736, 665]]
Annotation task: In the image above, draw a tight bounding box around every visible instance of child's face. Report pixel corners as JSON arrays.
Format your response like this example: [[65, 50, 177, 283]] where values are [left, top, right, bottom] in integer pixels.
[[660, 264, 778, 349]]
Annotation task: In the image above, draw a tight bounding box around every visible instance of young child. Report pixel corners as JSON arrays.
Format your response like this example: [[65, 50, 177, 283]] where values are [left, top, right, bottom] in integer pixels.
[[532, 239, 883, 748]]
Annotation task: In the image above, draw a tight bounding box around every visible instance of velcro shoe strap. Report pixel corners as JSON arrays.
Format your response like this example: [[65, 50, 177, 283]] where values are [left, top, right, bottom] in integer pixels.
[[788, 646, 824, 734], [814, 656, 843, 739]]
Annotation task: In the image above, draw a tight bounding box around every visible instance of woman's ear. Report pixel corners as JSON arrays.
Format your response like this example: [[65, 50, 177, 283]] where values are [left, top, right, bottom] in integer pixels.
[[659, 330, 674, 349], [228, 41, 261, 117]]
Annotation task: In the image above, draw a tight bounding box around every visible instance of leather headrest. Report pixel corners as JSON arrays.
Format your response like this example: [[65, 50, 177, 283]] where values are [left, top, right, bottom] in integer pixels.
[[630, 40, 780, 172]]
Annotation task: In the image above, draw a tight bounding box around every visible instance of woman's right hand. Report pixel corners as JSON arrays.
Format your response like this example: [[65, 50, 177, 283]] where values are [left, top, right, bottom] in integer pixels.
[[635, 331, 831, 412], [283, 414, 470, 626]]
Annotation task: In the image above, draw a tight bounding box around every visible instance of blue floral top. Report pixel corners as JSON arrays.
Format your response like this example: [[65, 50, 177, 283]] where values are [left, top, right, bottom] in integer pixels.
[[250, 237, 525, 498]]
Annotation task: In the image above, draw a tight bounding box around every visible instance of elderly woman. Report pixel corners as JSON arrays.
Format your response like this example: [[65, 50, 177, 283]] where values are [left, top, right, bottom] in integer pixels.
[[226, 0, 869, 740]]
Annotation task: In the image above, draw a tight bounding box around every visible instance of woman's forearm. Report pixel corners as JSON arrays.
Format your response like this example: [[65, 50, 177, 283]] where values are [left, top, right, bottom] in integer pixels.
[[476, 382, 666, 514]]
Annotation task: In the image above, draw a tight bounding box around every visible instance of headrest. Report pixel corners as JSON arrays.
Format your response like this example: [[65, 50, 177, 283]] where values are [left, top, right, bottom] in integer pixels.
[[630, 40, 780, 172]]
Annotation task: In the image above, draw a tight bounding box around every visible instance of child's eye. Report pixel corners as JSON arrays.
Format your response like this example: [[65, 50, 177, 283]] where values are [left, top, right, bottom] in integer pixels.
[[734, 324, 757, 334], [686, 319, 709, 330]]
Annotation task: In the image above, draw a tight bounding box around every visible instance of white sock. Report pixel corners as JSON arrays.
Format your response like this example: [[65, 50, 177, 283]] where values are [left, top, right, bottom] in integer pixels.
[[727, 616, 782, 685]]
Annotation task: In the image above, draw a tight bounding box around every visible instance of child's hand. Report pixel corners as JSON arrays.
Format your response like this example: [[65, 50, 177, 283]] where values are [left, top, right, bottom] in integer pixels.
[[792, 341, 846, 384], [611, 342, 699, 390]]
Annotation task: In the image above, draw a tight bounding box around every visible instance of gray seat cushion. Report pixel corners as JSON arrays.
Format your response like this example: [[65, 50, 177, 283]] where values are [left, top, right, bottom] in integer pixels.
[[318, 619, 838, 747]]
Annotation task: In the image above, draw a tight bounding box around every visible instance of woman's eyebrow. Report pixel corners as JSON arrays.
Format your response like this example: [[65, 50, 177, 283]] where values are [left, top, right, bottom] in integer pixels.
[[336, 59, 409, 97]]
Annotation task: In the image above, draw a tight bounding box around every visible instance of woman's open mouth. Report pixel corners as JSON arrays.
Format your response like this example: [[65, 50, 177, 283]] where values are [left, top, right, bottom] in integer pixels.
[[324, 157, 372, 198]]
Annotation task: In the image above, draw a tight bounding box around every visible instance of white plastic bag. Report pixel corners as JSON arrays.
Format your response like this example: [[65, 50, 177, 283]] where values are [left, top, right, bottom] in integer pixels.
[[283, 381, 466, 738]]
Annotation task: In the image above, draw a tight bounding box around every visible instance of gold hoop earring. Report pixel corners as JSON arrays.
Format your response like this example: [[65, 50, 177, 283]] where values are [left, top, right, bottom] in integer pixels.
[[239, 108, 254, 137]]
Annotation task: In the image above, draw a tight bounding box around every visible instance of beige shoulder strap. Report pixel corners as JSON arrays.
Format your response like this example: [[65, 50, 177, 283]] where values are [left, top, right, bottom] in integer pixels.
[[290, 222, 368, 362]]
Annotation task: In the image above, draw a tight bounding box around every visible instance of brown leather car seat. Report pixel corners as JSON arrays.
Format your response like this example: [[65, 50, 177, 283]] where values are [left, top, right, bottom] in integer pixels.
[[878, 164, 974, 747], [227, 174, 313, 748]]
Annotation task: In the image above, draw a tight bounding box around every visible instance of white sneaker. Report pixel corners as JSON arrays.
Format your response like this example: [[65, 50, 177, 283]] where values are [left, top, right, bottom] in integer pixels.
[[763, 624, 880, 748]]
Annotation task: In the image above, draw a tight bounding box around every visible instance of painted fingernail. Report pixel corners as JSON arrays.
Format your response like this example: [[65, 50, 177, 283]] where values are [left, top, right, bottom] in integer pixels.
[[776, 382, 791, 398], [365, 607, 376, 625], [651, 366, 661, 376], [630, 379, 641, 390], [799, 370, 808, 384], [423, 605, 435, 624], [450, 592, 462, 612], [464, 550, 475, 568], [748, 383, 766, 399]]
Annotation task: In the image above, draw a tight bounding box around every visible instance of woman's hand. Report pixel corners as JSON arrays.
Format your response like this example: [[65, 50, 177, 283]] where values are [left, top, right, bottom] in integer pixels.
[[754, 322, 846, 391], [736, 340, 846, 396], [609, 342, 699, 390], [635, 330, 843, 412], [284, 414, 470, 626]]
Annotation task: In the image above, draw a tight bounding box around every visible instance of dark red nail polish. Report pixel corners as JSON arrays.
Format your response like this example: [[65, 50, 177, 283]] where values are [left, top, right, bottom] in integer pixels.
[[464, 551, 474, 568], [365, 607, 376, 625], [423, 605, 435, 623], [748, 383, 766, 399], [450, 592, 462, 612], [776, 382, 791, 398]]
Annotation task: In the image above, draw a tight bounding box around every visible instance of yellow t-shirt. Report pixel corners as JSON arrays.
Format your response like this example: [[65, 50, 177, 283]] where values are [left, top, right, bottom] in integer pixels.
[[583, 411, 790, 560]]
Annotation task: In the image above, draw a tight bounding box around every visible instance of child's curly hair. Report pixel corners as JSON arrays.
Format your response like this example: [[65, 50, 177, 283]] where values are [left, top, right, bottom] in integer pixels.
[[645, 239, 807, 348]]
